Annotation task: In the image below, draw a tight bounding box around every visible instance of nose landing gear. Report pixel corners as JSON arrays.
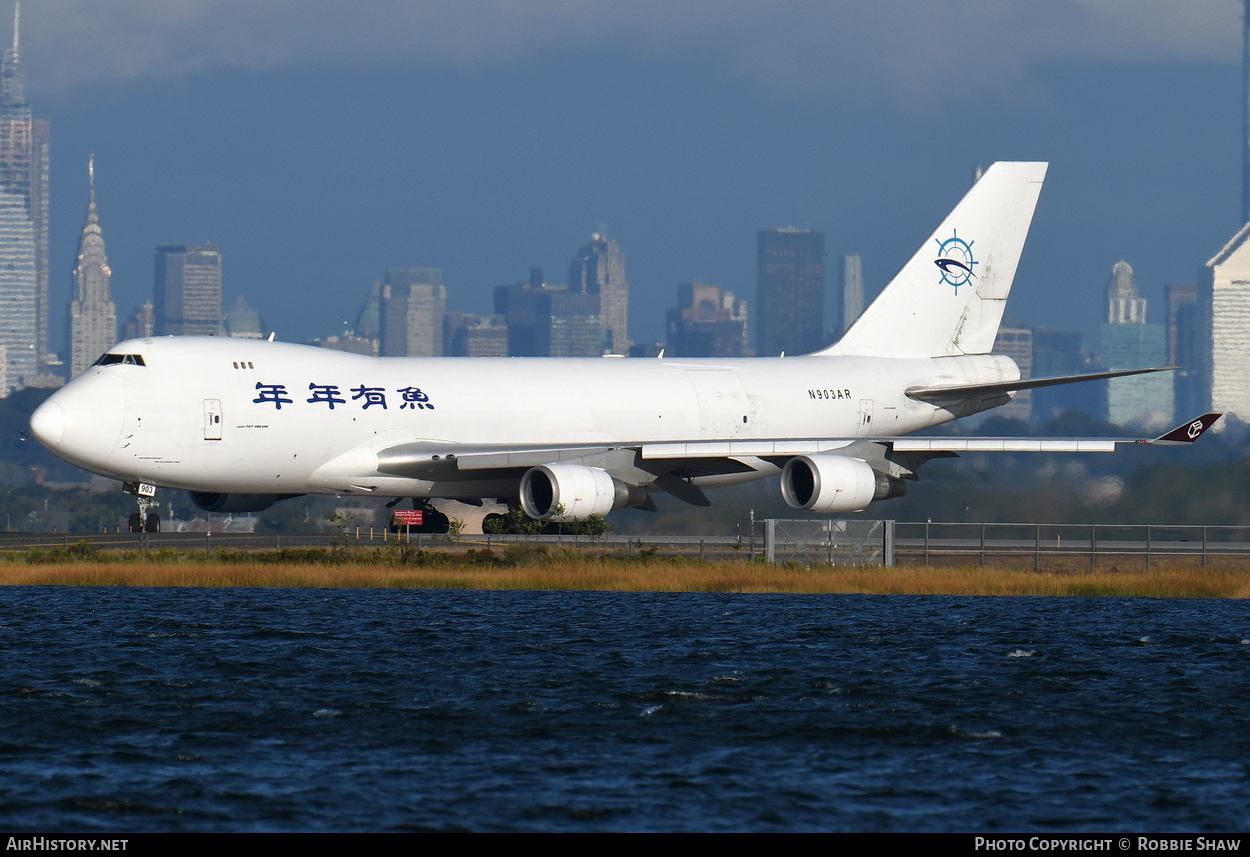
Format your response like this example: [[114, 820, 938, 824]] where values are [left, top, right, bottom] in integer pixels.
[[123, 481, 161, 533]]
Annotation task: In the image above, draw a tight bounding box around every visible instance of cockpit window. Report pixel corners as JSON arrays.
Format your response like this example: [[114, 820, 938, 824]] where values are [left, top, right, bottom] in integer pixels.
[[92, 353, 147, 367]]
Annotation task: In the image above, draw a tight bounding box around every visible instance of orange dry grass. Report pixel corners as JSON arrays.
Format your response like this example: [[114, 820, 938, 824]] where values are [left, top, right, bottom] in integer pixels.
[[0, 559, 1248, 597]]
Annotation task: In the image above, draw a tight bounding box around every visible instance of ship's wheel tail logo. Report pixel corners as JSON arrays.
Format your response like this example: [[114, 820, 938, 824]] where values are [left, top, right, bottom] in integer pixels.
[[934, 229, 977, 294]]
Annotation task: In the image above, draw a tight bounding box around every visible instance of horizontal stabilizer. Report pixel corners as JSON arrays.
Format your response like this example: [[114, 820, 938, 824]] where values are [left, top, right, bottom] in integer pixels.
[[905, 366, 1176, 403]]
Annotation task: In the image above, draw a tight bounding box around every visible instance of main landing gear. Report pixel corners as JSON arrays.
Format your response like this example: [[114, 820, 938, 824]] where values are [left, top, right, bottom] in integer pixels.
[[123, 481, 161, 533]]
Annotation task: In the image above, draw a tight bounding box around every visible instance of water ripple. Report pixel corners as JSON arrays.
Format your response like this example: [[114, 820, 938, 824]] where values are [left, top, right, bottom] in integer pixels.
[[0, 588, 1246, 831]]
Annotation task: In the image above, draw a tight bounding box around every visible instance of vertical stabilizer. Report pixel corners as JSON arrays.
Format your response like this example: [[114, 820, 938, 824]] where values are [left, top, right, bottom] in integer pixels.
[[815, 161, 1046, 358]]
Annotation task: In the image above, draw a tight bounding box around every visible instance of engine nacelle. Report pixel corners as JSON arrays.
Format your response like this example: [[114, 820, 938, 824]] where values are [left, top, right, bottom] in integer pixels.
[[520, 464, 643, 521], [188, 492, 301, 513], [780, 456, 901, 513]]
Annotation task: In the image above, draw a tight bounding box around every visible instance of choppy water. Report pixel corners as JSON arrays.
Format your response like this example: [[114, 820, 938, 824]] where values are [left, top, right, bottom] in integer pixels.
[[0, 588, 1247, 832]]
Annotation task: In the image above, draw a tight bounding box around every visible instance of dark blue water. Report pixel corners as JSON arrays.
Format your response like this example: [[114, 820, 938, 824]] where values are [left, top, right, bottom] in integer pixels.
[[0, 588, 1246, 832]]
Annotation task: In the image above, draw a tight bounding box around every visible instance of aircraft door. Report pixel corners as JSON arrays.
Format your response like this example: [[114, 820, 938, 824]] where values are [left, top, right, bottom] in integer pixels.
[[203, 399, 223, 441], [855, 399, 874, 436]]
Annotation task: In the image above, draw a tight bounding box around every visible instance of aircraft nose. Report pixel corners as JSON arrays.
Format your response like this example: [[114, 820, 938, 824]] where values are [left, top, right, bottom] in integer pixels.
[[29, 399, 64, 448], [28, 373, 126, 472]]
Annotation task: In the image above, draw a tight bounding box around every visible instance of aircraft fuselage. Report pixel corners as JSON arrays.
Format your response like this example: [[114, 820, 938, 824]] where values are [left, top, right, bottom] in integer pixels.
[[31, 336, 1018, 501]]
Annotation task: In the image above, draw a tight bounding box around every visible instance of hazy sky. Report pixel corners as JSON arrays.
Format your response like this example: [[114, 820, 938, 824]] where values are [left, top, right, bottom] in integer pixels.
[[19, 0, 1247, 350]]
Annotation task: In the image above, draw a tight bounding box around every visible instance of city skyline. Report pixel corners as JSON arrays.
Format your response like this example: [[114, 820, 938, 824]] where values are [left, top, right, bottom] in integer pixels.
[[8, 0, 1242, 356]]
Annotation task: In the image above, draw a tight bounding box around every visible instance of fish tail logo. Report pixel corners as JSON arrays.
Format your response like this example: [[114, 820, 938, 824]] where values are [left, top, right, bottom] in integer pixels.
[[934, 229, 977, 294]]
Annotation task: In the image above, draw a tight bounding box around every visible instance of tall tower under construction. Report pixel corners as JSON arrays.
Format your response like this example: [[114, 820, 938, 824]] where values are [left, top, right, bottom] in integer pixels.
[[1243, 0, 1250, 224], [0, 2, 49, 390], [1196, 1, 1250, 426], [67, 157, 116, 378]]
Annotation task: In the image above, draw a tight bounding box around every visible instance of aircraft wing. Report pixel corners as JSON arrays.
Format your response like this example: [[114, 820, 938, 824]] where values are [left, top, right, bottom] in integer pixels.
[[640, 413, 1223, 459], [377, 413, 1222, 478], [372, 412, 1217, 518]]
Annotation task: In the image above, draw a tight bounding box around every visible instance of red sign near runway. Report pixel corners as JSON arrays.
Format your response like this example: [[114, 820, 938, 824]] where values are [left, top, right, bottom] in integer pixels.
[[392, 510, 424, 526]]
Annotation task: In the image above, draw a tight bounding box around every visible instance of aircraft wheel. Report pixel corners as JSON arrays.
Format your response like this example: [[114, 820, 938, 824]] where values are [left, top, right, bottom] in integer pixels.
[[128, 513, 142, 533], [144, 513, 161, 533]]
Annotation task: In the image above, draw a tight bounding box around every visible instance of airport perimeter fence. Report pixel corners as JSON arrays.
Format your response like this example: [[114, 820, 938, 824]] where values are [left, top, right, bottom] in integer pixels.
[[0, 525, 880, 564], [0, 522, 1248, 568], [892, 522, 1250, 570]]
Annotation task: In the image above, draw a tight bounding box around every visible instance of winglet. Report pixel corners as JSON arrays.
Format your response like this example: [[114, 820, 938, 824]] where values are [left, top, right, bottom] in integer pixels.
[[1143, 413, 1223, 445]]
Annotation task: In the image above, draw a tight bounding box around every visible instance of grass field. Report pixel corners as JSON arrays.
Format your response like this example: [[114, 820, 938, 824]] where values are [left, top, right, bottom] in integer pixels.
[[0, 542, 1247, 597]]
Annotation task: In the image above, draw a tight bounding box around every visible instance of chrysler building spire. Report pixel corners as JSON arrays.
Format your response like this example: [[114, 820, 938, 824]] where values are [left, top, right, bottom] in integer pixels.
[[68, 155, 116, 377]]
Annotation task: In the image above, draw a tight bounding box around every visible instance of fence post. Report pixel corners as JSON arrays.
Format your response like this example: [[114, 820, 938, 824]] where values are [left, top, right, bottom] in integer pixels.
[[924, 520, 930, 566], [883, 520, 895, 567], [1145, 524, 1152, 570], [1034, 523, 1040, 572], [980, 523, 986, 567], [1202, 526, 1208, 568], [1090, 524, 1096, 569]]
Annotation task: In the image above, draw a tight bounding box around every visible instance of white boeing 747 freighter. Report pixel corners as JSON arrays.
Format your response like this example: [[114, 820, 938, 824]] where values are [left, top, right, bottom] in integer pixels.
[[28, 162, 1219, 531]]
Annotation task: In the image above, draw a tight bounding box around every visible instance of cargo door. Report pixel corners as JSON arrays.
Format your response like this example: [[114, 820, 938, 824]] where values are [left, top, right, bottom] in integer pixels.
[[855, 399, 874, 437], [203, 399, 223, 441]]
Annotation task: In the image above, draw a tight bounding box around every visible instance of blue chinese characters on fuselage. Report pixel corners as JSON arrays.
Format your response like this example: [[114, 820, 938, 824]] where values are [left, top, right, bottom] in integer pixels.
[[252, 383, 435, 411]]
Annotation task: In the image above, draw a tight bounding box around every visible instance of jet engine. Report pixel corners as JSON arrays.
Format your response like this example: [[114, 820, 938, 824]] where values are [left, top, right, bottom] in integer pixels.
[[519, 464, 645, 521], [780, 455, 904, 513], [188, 492, 302, 513]]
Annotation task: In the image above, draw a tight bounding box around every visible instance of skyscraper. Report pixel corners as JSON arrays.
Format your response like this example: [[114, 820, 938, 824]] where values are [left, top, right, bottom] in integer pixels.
[[443, 312, 508, 357], [568, 233, 628, 354], [122, 303, 154, 341], [1100, 261, 1173, 428], [1105, 260, 1146, 324], [379, 267, 446, 357], [839, 254, 863, 336], [1243, 0, 1250, 224], [221, 297, 267, 339], [992, 323, 1032, 423], [67, 156, 116, 378], [494, 268, 602, 357], [1199, 223, 1250, 423], [154, 245, 222, 336], [665, 282, 748, 358], [1164, 283, 1200, 419], [1031, 327, 1095, 421], [0, 3, 48, 388], [756, 228, 825, 356]]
